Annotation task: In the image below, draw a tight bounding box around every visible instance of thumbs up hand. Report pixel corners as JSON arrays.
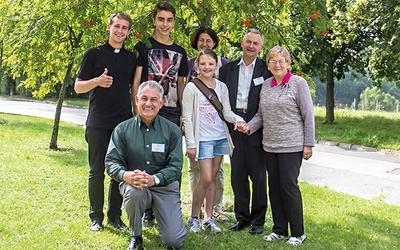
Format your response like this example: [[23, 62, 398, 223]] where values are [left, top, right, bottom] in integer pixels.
[[96, 68, 113, 88]]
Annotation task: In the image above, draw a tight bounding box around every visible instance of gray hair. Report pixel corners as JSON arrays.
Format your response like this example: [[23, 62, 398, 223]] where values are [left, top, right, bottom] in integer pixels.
[[243, 28, 264, 45], [266, 46, 292, 65], [137, 80, 164, 100]]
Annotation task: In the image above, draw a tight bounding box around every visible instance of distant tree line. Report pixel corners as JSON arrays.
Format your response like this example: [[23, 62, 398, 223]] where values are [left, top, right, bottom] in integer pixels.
[[315, 70, 400, 112]]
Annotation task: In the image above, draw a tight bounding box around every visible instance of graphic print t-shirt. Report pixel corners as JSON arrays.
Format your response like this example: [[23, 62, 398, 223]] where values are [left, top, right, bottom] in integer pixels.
[[135, 37, 188, 107], [198, 80, 226, 141]]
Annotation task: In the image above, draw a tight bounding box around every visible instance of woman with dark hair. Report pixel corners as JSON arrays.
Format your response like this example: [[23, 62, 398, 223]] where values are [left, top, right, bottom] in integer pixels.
[[187, 27, 229, 81], [186, 27, 230, 223]]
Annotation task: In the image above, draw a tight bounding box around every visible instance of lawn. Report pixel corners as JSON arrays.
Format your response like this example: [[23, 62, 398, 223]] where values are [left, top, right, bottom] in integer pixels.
[[0, 113, 399, 249], [315, 107, 400, 150]]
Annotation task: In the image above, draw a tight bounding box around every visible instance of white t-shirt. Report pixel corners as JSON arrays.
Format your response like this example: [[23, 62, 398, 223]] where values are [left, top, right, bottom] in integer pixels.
[[198, 80, 226, 141]]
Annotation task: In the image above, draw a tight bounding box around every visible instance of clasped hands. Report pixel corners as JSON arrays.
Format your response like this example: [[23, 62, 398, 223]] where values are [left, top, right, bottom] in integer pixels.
[[234, 121, 249, 133], [123, 169, 155, 190], [184, 121, 249, 159]]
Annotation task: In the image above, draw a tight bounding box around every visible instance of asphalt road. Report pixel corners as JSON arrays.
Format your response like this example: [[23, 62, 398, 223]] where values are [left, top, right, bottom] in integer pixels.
[[1, 97, 400, 206]]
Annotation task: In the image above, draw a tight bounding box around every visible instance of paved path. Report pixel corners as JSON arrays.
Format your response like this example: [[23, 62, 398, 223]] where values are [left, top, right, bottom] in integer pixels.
[[1, 97, 400, 206], [0, 97, 87, 126], [301, 144, 400, 206]]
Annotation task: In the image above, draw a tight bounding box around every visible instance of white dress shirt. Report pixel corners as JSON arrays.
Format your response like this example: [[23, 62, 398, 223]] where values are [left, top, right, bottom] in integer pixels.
[[236, 58, 257, 109]]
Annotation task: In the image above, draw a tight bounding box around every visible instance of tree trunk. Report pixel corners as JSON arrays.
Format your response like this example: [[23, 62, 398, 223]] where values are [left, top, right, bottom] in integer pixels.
[[49, 62, 74, 150], [325, 58, 335, 124], [9, 80, 14, 96], [49, 28, 82, 150], [201, 8, 212, 27]]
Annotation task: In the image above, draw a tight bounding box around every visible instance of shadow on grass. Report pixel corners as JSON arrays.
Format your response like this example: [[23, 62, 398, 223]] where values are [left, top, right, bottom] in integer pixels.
[[0, 118, 8, 125], [46, 147, 87, 169], [0, 114, 87, 169]]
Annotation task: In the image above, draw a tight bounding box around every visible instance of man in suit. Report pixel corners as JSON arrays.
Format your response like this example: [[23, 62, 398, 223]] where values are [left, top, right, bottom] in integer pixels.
[[219, 28, 272, 234]]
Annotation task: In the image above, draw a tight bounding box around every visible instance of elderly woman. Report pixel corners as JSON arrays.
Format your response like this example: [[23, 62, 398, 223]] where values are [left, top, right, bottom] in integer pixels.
[[239, 46, 315, 246], [186, 26, 229, 222]]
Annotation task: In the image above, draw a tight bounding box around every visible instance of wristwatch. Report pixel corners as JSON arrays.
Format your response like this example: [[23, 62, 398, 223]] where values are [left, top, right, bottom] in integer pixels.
[[153, 175, 160, 186]]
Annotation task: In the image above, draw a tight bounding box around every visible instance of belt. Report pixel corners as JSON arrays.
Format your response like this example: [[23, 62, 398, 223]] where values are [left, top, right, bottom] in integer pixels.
[[236, 108, 247, 114]]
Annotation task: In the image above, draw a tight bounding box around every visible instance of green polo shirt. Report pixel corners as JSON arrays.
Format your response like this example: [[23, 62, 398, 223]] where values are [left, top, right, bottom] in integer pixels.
[[105, 115, 183, 186]]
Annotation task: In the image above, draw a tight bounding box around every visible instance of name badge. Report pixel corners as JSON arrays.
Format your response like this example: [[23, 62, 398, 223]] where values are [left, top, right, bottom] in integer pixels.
[[152, 143, 165, 153], [253, 77, 265, 86]]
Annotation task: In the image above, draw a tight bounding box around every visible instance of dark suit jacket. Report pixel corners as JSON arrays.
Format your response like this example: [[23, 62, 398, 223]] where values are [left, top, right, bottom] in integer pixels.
[[219, 57, 272, 147]]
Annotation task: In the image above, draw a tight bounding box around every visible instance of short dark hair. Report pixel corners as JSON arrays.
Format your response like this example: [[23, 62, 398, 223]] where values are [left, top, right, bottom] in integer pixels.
[[153, 1, 176, 19], [190, 27, 219, 50], [108, 12, 132, 29], [196, 48, 218, 64]]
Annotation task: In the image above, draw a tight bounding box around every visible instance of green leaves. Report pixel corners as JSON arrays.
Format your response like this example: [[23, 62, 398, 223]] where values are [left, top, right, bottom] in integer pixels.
[[1, 0, 398, 99]]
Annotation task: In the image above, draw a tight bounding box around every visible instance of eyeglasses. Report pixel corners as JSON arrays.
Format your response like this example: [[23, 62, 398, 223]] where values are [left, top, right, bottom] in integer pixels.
[[269, 60, 287, 65]]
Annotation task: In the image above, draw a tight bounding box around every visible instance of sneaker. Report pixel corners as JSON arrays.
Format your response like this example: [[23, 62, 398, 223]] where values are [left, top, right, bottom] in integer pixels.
[[263, 232, 286, 242], [142, 210, 155, 227], [203, 218, 222, 233], [287, 235, 306, 246], [188, 217, 201, 233]]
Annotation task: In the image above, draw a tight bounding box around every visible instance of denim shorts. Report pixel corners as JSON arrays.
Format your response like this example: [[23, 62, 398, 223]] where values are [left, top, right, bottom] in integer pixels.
[[198, 139, 229, 159]]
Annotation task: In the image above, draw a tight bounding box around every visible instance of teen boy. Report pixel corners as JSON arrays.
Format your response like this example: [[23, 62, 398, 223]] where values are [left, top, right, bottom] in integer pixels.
[[131, 1, 188, 226]]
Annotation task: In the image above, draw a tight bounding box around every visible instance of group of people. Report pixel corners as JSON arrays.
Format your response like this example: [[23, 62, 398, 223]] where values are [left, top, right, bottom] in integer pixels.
[[74, 1, 315, 249]]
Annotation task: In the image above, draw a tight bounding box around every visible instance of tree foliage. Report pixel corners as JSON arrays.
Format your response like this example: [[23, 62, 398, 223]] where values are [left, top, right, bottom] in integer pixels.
[[348, 0, 400, 86], [0, 0, 399, 147], [293, 0, 400, 123], [0, 0, 315, 149]]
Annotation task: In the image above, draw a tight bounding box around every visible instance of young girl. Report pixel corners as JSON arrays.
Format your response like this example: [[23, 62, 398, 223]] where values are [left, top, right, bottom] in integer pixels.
[[182, 49, 245, 233], [186, 26, 230, 223]]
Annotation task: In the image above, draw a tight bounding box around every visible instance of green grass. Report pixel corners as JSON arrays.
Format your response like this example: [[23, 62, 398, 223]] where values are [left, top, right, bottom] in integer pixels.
[[315, 107, 400, 150], [1, 113, 400, 249]]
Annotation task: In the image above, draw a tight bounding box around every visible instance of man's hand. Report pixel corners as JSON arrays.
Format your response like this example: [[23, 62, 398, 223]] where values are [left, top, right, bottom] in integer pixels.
[[96, 68, 113, 88], [123, 169, 155, 190]]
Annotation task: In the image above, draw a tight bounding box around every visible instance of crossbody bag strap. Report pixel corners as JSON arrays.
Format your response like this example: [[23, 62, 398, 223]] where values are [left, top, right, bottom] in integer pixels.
[[191, 78, 226, 122]]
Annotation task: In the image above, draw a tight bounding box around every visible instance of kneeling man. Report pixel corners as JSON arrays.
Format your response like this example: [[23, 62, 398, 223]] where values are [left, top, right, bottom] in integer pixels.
[[105, 80, 186, 250]]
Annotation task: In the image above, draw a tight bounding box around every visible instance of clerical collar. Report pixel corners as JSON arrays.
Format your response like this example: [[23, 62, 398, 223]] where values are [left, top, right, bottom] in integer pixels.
[[105, 40, 123, 53]]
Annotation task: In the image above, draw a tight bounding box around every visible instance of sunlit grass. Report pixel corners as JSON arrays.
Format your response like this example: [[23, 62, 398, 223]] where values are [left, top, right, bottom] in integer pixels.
[[315, 107, 400, 150], [1, 113, 400, 249]]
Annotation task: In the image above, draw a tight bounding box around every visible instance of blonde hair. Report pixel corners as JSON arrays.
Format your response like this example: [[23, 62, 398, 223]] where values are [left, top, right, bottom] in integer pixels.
[[196, 48, 218, 64]]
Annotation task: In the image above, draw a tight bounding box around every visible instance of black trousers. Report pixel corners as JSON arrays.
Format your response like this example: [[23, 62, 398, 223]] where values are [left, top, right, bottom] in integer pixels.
[[230, 131, 267, 226], [264, 151, 304, 237], [85, 127, 123, 222]]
